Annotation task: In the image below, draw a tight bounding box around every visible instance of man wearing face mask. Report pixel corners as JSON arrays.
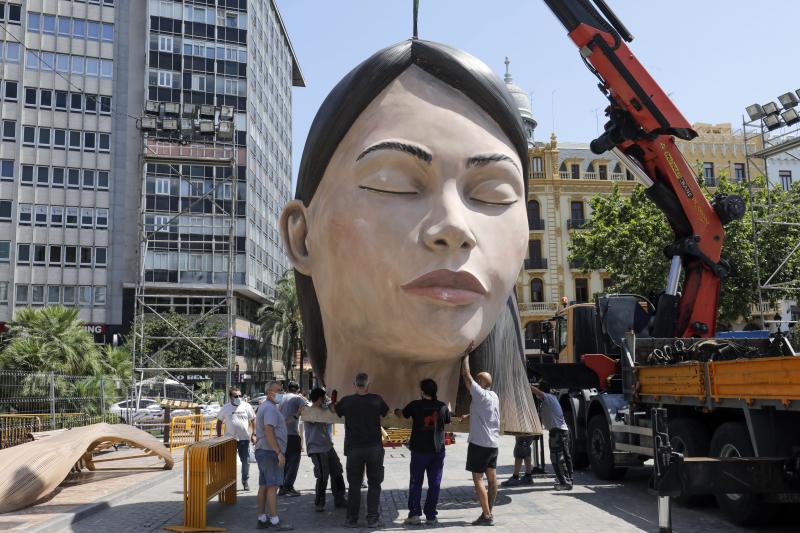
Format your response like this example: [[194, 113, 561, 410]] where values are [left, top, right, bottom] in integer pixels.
[[217, 387, 256, 491], [255, 381, 293, 530]]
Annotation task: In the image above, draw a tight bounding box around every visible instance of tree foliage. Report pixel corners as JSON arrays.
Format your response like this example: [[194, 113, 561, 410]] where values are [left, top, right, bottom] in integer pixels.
[[131, 312, 228, 369], [257, 270, 302, 373], [569, 176, 800, 324]]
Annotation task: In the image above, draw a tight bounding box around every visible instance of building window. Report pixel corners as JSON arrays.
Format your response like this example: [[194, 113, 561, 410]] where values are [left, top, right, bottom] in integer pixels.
[[3, 80, 17, 101], [55, 90, 68, 110], [66, 207, 78, 227], [570, 163, 580, 180], [63, 286, 76, 305], [16, 285, 28, 305], [734, 163, 745, 182], [0, 159, 12, 181], [98, 171, 109, 189], [18, 204, 31, 224], [2, 120, 16, 140], [530, 278, 544, 303], [570, 201, 585, 223], [33, 245, 46, 265], [0, 200, 10, 221], [47, 286, 60, 305], [17, 244, 30, 264], [52, 167, 65, 187], [156, 178, 170, 195], [703, 162, 714, 179], [598, 164, 608, 180], [96, 208, 108, 228], [49, 245, 62, 265], [83, 170, 95, 188], [94, 286, 106, 305], [779, 170, 792, 191], [69, 131, 81, 150], [80, 247, 93, 266], [575, 278, 589, 304], [67, 168, 80, 188], [602, 277, 613, 293], [64, 246, 77, 266], [54, 129, 66, 149], [38, 127, 51, 147], [31, 285, 45, 305], [79, 286, 92, 306], [34, 205, 48, 225], [527, 200, 542, 230], [81, 208, 94, 228], [95, 247, 107, 267], [22, 126, 35, 146], [4, 42, 20, 62], [50, 206, 63, 226], [159, 35, 173, 52], [0, 241, 9, 263], [0, 282, 6, 304], [157, 71, 173, 88], [40, 89, 52, 108], [36, 166, 49, 185], [84, 131, 96, 151]]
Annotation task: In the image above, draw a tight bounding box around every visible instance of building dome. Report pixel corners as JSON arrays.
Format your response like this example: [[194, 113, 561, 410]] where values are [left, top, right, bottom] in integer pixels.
[[503, 57, 537, 144]]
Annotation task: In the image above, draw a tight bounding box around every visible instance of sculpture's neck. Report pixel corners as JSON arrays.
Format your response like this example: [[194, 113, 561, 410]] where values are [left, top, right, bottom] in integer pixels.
[[322, 340, 461, 411]]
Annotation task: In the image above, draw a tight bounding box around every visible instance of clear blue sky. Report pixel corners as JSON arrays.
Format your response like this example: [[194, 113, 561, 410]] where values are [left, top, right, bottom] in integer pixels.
[[276, 0, 797, 190]]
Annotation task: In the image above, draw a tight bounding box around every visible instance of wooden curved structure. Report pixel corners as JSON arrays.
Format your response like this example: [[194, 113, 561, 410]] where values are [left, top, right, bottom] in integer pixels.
[[0, 423, 173, 513]]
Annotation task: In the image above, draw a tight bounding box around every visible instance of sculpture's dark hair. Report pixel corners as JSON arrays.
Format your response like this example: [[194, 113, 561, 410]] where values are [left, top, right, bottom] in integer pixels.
[[293, 39, 539, 433], [420, 379, 438, 401]]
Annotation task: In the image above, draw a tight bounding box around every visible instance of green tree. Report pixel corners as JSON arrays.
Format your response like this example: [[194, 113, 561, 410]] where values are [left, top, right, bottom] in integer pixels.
[[568, 177, 799, 324], [131, 313, 228, 370], [257, 270, 303, 375], [0, 306, 100, 375]]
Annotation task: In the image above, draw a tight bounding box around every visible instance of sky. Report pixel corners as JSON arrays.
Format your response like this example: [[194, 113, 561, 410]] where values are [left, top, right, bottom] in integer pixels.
[[275, 0, 798, 190]]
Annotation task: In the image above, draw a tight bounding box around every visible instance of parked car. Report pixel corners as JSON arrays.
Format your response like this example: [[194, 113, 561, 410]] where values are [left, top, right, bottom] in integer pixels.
[[109, 398, 163, 423]]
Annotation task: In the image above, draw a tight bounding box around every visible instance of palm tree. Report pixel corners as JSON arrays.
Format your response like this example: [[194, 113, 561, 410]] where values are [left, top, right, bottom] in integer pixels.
[[257, 270, 303, 380], [0, 306, 101, 376]]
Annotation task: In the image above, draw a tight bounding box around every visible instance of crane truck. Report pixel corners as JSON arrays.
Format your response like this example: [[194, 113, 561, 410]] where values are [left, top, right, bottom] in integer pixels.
[[534, 0, 800, 528]]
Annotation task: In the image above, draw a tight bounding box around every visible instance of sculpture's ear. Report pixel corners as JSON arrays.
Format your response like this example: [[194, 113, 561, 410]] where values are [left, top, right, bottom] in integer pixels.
[[280, 200, 312, 276]]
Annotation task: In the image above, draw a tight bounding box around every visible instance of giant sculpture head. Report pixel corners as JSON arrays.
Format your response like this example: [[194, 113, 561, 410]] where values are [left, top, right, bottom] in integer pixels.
[[281, 39, 539, 432]]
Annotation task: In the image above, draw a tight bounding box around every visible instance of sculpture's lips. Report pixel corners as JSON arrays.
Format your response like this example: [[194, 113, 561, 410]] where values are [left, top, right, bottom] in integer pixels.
[[401, 269, 487, 305]]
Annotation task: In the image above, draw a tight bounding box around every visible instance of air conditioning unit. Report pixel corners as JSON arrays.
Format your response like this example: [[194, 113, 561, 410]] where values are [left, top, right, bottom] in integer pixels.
[[182, 103, 197, 118], [163, 102, 180, 115], [198, 120, 215, 133], [199, 105, 216, 118], [144, 100, 160, 114], [141, 116, 157, 130], [180, 118, 195, 132], [162, 118, 178, 130], [219, 106, 234, 121]]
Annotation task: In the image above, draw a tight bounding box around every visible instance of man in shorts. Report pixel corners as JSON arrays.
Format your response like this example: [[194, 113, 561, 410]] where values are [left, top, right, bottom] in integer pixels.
[[501, 436, 535, 486], [461, 343, 500, 527], [254, 381, 293, 530]]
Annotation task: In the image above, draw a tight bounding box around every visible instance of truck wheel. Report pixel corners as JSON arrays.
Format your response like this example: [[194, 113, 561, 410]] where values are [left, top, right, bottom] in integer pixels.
[[709, 422, 767, 525], [588, 415, 626, 480], [669, 418, 712, 505], [566, 410, 589, 470]]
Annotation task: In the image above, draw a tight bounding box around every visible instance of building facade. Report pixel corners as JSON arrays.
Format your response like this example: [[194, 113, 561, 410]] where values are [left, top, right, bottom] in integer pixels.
[[0, 1, 302, 384], [675, 123, 757, 186], [0, 0, 116, 332]]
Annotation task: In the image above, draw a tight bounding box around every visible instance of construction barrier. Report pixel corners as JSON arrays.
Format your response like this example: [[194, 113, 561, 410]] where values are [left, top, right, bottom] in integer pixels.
[[164, 436, 237, 533], [169, 415, 217, 452]]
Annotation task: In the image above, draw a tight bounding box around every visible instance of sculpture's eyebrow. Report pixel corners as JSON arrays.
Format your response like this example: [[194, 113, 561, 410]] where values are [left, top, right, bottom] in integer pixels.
[[466, 153, 520, 173], [356, 141, 433, 164]]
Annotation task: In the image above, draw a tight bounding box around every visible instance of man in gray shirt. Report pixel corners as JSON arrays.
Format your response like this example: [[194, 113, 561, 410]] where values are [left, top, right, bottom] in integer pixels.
[[255, 380, 293, 530], [531, 380, 573, 490], [279, 381, 307, 497], [304, 388, 347, 512], [461, 343, 500, 527]]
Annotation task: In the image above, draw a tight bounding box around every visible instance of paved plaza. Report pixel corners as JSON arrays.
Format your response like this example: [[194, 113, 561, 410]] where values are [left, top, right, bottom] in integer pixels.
[[26, 432, 794, 533]]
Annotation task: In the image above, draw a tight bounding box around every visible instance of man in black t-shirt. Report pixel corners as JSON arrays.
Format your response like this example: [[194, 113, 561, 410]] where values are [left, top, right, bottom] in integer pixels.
[[395, 379, 451, 526], [333, 372, 389, 528]]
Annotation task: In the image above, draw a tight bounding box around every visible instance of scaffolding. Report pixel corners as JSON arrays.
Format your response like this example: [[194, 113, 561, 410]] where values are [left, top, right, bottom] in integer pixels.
[[131, 121, 244, 406], [742, 115, 800, 328]]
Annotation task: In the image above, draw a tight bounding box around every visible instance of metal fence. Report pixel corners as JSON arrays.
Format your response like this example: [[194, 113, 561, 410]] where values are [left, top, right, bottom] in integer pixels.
[[0, 370, 129, 449]]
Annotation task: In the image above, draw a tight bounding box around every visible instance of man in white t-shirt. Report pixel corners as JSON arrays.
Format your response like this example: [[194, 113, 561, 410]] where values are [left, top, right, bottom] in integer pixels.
[[217, 387, 256, 491], [460, 343, 500, 527]]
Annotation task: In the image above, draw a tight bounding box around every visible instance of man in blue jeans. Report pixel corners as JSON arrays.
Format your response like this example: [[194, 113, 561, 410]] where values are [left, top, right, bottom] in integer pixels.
[[395, 378, 451, 525], [254, 381, 294, 530], [216, 387, 256, 491]]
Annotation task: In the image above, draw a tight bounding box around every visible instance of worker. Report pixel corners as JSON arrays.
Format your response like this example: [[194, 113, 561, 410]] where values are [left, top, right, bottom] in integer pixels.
[[216, 387, 256, 491], [500, 436, 534, 486], [530, 380, 573, 490], [305, 388, 347, 512]]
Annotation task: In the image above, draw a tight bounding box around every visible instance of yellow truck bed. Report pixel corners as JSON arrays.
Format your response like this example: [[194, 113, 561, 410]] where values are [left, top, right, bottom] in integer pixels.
[[634, 356, 800, 408]]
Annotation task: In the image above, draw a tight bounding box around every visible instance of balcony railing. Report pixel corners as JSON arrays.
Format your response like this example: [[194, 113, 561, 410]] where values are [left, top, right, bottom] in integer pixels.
[[519, 302, 559, 313], [531, 171, 546, 180], [610, 172, 625, 181], [528, 219, 545, 231], [583, 171, 598, 180], [524, 258, 548, 270], [559, 171, 572, 180], [569, 258, 586, 269], [751, 301, 779, 315], [567, 218, 589, 230]]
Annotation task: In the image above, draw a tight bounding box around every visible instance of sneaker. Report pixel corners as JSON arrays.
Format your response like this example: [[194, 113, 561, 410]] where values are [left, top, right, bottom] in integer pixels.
[[278, 487, 289, 496], [500, 475, 521, 487], [271, 522, 295, 531], [366, 518, 384, 528], [471, 513, 494, 526], [554, 483, 573, 491], [287, 488, 301, 497], [345, 519, 360, 528], [315, 504, 325, 512], [403, 515, 422, 525], [425, 517, 438, 524], [256, 519, 270, 529], [242, 481, 250, 491], [520, 474, 534, 485]]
